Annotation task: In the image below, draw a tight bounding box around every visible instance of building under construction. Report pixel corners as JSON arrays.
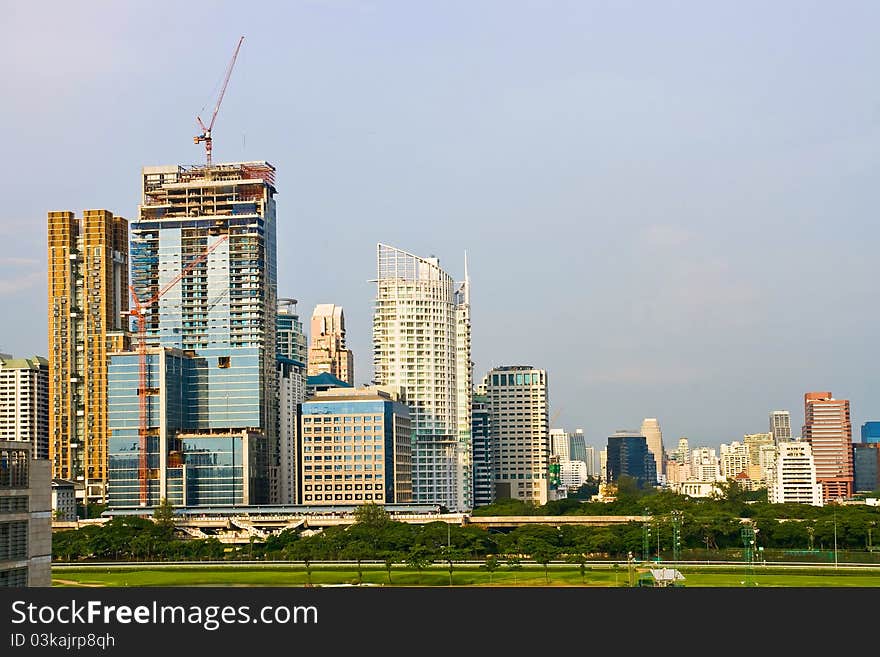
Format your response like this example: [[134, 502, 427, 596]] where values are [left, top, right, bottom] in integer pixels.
[[107, 162, 278, 508]]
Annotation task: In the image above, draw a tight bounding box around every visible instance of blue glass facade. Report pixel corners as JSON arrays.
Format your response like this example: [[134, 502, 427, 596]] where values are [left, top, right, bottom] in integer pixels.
[[605, 433, 657, 489], [853, 444, 880, 493], [862, 422, 880, 444]]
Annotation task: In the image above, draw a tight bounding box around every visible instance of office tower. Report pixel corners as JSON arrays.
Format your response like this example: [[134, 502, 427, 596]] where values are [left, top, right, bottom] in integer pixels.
[[307, 303, 353, 384], [570, 429, 588, 463], [454, 260, 473, 512], [605, 431, 657, 488], [471, 392, 494, 507], [802, 391, 853, 501], [484, 366, 550, 504], [862, 422, 880, 444], [583, 445, 596, 477], [108, 347, 263, 507], [48, 209, 129, 504], [275, 298, 308, 504], [690, 447, 720, 482], [0, 354, 49, 460], [550, 429, 570, 461], [373, 244, 468, 510], [770, 410, 792, 442], [719, 442, 750, 479], [768, 441, 823, 506], [744, 432, 774, 466], [852, 443, 880, 493], [116, 161, 277, 506], [640, 418, 664, 480], [599, 449, 607, 482], [560, 460, 589, 489], [0, 440, 51, 586], [298, 386, 412, 505]]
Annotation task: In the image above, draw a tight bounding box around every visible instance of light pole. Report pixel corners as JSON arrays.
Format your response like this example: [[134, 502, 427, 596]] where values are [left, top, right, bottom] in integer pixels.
[[833, 509, 838, 570]]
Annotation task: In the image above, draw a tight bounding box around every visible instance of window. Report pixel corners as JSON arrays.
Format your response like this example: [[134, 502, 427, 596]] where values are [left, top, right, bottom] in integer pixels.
[[218, 356, 230, 368]]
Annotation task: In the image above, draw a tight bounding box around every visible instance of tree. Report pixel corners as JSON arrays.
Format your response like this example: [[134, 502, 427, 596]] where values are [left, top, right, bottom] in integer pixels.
[[481, 555, 500, 584], [153, 498, 176, 539], [287, 540, 316, 586], [506, 556, 523, 585], [353, 503, 391, 529], [567, 552, 589, 584], [342, 540, 372, 584], [405, 546, 432, 584], [383, 552, 401, 585]]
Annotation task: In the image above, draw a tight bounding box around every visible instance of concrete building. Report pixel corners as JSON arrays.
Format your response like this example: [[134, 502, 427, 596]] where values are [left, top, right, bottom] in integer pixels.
[[372, 244, 470, 510], [673, 480, 722, 498], [306, 373, 353, 397], [129, 162, 279, 505], [862, 422, 880, 444], [768, 441, 823, 506], [484, 366, 550, 504], [0, 440, 51, 586], [550, 429, 570, 461], [599, 449, 607, 482], [471, 392, 494, 507], [299, 386, 412, 505], [802, 391, 853, 501], [560, 460, 589, 489], [48, 209, 129, 503], [744, 433, 774, 466], [640, 418, 664, 480], [719, 442, 751, 480], [605, 431, 657, 489], [51, 479, 77, 521], [675, 437, 690, 464], [770, 410, 792, 442], [275, 298, 308, 505], [453, 260, 473, 512], [0, 354, 49, 460], [853, 443, 880, 493], [583, 445, 597, 478], [307, 303, 353, 384], [690, 447, 721, 482]]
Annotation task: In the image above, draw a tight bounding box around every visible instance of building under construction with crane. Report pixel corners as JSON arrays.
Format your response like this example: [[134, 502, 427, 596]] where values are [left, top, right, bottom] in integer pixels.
[[106, 160, 278, 508]]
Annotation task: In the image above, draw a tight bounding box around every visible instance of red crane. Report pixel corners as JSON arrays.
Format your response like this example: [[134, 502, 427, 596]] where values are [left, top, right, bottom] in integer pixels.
[[194, 35, 245, 166], [128, 233, 230, 506]]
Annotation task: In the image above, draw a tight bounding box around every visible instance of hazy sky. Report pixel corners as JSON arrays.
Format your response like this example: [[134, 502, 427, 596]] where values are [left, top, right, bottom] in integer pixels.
[[2, 1, 878, 452]]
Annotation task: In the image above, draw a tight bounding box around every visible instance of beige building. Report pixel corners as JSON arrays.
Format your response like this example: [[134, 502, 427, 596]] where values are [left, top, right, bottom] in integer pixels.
[[299, 386, 412, 505], [0, 354, 49, 460], [640, 418, 665, 480], [485, 366, 550, 505], [48, 209, 129, 503], [744, 432, 774, 466], [307, 304, 354, 384], [0, 440, 51, 587]]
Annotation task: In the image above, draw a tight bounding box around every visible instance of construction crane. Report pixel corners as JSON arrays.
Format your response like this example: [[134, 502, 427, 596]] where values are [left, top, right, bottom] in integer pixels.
[[128, 233, 230, 506], [194, 36, 245, 166]]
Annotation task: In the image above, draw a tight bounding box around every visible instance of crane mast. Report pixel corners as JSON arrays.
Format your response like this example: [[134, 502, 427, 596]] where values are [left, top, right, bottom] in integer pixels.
[[194, 36, 245, 166]]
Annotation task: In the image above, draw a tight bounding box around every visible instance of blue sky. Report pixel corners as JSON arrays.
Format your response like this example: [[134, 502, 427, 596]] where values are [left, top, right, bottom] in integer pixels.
[[2, 1, 878, 452]]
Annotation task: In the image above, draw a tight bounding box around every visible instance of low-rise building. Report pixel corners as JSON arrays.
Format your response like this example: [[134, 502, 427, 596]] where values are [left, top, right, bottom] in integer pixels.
[[51, 479, 76, 521]]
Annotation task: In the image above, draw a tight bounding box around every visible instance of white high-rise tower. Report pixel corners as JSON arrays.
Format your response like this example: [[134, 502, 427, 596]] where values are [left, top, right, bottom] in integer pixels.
[[640, 418, 665, 481], [373, 244, 471, 510]]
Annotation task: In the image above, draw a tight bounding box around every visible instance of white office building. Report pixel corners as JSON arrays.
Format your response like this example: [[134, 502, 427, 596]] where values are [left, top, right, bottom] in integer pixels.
[[768, 441, 823, 506]]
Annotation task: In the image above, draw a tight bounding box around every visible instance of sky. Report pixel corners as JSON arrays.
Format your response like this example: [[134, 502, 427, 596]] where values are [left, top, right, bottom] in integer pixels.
[[2, 1, 879, 454]]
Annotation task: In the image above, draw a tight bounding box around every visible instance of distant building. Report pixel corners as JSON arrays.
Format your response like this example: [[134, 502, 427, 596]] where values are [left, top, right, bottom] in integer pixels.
[[675, 437, 690, 464], [275, 298, 308, 505], [853, 443, 880, 493], [471, 392, 494, 507], [0, 354, 49, 460], [550, 429, 570, 461], [862, 422, 880, 445], [744, 433, 774, 466], [307, 303, 353, 385], [690, 447, 721, 482], [485, 366, 551, 504], [0, 440, 51, 586], [802, 391, 853, 501], [640, 418, 665, 480], [51, 479, 77, 521], [306, 373, 353, 397], [672, 480, 722, 498], [560, 460, 589, 489], [719, 442, 751, 480], [605, 431, 656, 489], [299, 386, 412, 505], [770, 410, 792, 442], [768, 441, 823, 506]]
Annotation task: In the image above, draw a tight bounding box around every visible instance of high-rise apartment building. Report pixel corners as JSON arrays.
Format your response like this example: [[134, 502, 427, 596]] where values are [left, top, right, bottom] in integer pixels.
[[48, 209, 128, 503], [605, 431, 656, 488], [743, 432, 774, 466], [802, 391, 853, 501], [484, 366, 550, 504], [0, 441, 51, 587], [276, 298, 308, 505], [719, 442, 751, 479], [550, 429, 570, 461], [770, 410, 792, 442], [373, 244, 471, 510], [0, 354, 49, 460], [640, 418, 664, 480], [690, 447, 721, 482], [298, 386, 412, 505], [768, 441, 823, 506], [454, 264, 473, 512], [112, 161, 278, 506], [471, 392, 494, 507], [307, 304, 353, 384]]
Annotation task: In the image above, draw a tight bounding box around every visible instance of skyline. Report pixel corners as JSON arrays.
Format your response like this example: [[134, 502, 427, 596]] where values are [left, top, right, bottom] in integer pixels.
[[3, 2, 880, 453]]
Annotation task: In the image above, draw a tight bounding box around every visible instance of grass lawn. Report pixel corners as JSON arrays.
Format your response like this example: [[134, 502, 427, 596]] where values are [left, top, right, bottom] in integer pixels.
[[51, 564, 880, 588]]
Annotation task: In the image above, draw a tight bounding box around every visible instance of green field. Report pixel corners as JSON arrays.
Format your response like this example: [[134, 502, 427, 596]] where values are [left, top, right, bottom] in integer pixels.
[[51, 564, 880, 588]]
